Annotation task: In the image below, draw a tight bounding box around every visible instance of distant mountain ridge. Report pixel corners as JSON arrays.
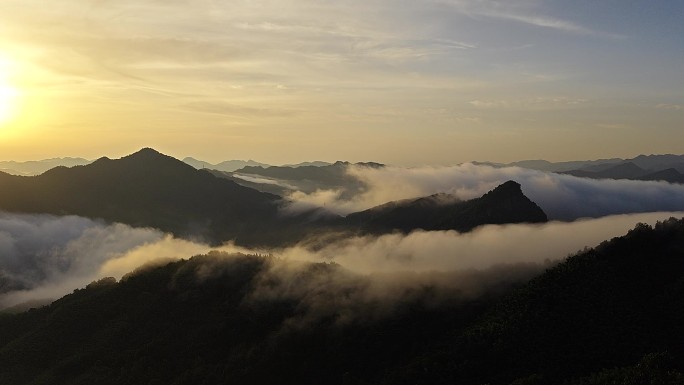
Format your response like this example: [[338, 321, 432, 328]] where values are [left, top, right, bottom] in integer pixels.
[[562, 161, 684, 183], [182, 157, 271, 172], [0, 157, 91, 176], [282, 161, 332, 167], [478, 154, 684, 184], [182, 158, 333, 172]]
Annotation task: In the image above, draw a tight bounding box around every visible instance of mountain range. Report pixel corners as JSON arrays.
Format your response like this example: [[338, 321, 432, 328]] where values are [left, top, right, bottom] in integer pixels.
[[182, 157, 271, 172], [0, 158, 91, 176], [0, 148, 548, 246], [480, 154, 684, 183], [483, 154, 684, 173], [561, 161, 684, 183], [4, 153, 683, 185]]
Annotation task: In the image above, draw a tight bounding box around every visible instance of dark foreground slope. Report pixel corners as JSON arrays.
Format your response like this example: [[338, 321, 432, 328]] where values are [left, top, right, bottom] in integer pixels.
[[345, 180, 548, 233], [394, 217, 684, 384], [2, 218, 684, 384], [0, 253, 510, 385]]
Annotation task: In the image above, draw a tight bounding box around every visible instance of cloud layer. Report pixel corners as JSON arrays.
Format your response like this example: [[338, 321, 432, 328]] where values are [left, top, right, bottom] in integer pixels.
[[2, 210, 682, 310], [286, 164, 684, 220], [0, 213, 236, 307]]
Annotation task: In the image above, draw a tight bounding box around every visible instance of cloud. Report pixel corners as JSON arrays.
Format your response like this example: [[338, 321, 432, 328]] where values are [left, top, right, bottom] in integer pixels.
[[280, 212, 684, 273], [167, 212, 684, 327], [2, 209, 683, 318], [436, 0, 620, 38], [0, 213, 165, 307], [656, 103, 684, 111], [244, 257, 545, 328], [0, 211, 262, 308], [181, 101, 298, 118], [469, 97, 588, 110], [284, 163, 684, 220], [231, 173, 299, 189]]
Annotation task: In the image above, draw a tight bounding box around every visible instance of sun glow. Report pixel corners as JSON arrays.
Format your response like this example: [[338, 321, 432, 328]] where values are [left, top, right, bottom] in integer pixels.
[[0, 54, 21, 128], [0, 82, 19, 126]]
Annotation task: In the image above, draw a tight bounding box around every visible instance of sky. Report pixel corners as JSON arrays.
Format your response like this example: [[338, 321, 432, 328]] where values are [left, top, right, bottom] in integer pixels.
[[0, 0, 682, 165]]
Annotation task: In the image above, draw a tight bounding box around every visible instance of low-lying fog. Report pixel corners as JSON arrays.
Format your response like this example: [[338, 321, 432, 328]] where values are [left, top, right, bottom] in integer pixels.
[[2, 210, 682, 310], [284, 164, 684, 219]]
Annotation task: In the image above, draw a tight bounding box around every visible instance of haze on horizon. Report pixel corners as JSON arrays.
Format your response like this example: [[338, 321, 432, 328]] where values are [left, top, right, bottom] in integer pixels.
[[0, 1, 682, 165]]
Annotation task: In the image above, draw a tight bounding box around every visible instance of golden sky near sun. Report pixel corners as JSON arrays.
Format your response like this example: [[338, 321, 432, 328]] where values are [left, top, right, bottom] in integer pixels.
[[0, 1, 682, 164], [0, 55, 20, 128]]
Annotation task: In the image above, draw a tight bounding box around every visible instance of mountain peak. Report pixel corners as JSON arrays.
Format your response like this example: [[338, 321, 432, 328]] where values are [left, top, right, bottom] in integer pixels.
[[119, 148, 196, 171], [485, 180, 522, 197], [478, 180, 547, 223], [125, 147, 165, 159]]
